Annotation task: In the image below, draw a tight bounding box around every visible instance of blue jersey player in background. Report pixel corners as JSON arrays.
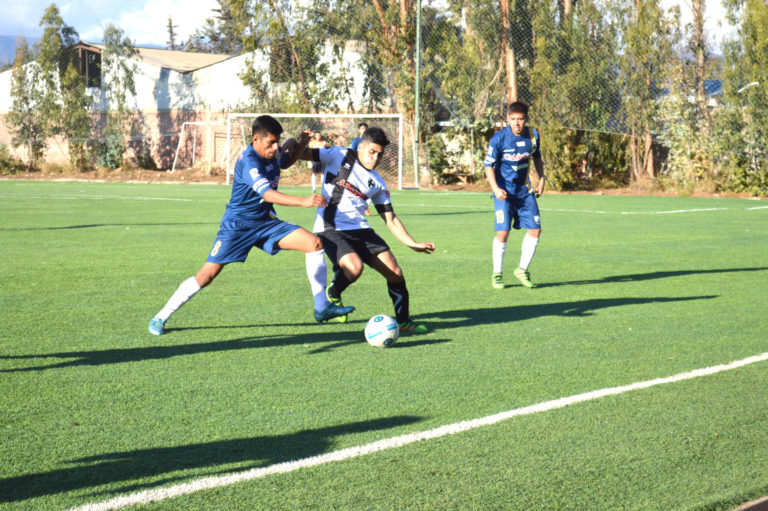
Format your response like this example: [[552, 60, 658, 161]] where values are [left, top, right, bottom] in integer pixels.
[[149, 115, 354, 335], [484, 101, 546, 290]]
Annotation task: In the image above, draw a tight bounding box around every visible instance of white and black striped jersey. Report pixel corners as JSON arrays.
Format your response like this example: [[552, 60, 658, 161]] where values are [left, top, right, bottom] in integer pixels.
[[311, 146, 392, 233]]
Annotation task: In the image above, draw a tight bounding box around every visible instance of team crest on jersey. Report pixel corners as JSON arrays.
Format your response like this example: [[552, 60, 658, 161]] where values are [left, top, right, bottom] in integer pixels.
[[368, 178, 375, 188]]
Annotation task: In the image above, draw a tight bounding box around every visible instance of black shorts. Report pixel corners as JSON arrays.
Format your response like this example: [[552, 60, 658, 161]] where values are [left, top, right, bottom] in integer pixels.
[[311, 161, 323, 173], [317, 229, 390, 270]]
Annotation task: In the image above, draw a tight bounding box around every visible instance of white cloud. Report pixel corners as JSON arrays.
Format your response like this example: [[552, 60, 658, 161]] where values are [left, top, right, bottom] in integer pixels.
[[110, 0, 218, 46], [661, 0, 738, 51], [0, 0, 217, 47]]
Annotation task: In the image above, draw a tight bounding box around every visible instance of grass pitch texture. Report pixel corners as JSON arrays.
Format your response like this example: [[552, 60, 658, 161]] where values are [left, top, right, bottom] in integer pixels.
[[1, 181, 767, 510]]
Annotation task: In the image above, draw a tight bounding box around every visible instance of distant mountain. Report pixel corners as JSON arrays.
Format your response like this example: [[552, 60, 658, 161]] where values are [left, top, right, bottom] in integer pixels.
[[0, 35, 41, 66]]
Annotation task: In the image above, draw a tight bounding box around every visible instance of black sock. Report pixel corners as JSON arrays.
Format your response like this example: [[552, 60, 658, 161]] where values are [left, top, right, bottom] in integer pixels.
[[387, 279, 409, 324], [328, 270, 353, 299]]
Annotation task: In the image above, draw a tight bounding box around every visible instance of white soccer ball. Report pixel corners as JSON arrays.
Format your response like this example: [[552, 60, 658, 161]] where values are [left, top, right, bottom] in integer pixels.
[[364, 315, 399, 348]]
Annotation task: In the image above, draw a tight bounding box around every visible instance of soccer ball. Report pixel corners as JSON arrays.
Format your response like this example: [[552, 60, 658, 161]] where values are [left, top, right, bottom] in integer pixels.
[[364, 315, 399, 348]]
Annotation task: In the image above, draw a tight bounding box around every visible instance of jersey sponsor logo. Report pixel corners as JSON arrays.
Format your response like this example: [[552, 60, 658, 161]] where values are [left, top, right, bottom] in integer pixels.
[[516, 141, 526, 147], [503, 152, 532, 162], [336, 178, 368, 200]]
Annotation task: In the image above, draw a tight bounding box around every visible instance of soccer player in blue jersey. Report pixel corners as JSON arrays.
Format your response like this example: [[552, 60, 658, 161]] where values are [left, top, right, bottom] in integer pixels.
[[484, 101, 546, 289], [350, 122, 367, 151], [286, 126, 435, 334], [148, 115, 354, 335]]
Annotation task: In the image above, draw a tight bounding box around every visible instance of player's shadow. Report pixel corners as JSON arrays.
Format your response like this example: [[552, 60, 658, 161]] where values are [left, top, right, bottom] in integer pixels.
[[425, 295, 718, 330], [0, 328, 448, 372], [536, 267, 768, 288], [0, 414, 422, 503]]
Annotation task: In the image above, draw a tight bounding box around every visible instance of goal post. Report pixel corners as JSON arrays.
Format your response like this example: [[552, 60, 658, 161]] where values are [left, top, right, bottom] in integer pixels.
[[225, 113, 408, 189], [171, 121, 226, 173]]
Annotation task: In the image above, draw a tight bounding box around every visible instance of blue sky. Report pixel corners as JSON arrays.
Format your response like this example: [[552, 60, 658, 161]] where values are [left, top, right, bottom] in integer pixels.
[[1, 0, 218, 47], [1, 0, 737, 50]]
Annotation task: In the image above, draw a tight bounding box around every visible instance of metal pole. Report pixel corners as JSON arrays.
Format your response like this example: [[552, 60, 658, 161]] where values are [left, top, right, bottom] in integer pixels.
[[413, 0, 422, 188]]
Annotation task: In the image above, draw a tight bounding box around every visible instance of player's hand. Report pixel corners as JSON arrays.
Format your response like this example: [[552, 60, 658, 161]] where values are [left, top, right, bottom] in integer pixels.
[[298, 129, 312, 146], [493, 188, 507, 200], [534, 179, 545, 198], [411, 242, 435, 254], [305, 193, 327, 208]]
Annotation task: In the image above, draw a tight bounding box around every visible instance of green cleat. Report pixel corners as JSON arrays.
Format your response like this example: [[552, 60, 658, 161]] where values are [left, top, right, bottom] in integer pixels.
[[398, 319, 428, 334], [491, 273, 504, 289], [513, 267, 535, 288], [325, 285, 349, 323], [314, 302, 355, 323]]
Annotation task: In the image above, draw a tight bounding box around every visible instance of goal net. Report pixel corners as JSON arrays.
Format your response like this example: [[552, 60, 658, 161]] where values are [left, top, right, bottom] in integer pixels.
[[224, 113, 411, 189], [170, 121, 226, 173]]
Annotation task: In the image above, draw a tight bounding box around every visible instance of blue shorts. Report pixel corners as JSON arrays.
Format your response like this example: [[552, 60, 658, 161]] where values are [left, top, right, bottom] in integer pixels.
[[206, 216, 301, 264], [493, 193, 541, 231]]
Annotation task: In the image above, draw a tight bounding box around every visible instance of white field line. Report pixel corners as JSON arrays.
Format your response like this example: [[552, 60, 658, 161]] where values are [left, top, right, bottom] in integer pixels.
[[70, 351, 768, 511], [0, 194, 197, 202], [399, 203, 757, 215]]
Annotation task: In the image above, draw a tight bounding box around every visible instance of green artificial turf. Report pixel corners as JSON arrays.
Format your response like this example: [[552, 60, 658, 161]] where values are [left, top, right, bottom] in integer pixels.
[[1, 181, 766, 510]]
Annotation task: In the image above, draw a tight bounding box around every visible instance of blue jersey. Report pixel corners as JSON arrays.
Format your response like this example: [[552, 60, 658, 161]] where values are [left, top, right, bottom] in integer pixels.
[[223, 145, 285, 225], [484, 126, 541, 197]]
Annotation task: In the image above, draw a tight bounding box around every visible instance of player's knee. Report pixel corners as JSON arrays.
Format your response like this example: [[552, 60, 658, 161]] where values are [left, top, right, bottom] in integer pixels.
[[309, 235, 323, 252], [341, 261, 364, 280]]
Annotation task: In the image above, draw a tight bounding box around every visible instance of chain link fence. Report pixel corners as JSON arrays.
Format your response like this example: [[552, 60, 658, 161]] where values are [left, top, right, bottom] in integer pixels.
[[1, 1, 766, 194]]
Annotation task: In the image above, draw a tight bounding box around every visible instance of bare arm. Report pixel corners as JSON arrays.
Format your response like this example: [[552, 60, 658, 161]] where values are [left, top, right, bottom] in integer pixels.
[[262, 189, 327, 208], [380, 210, 435, 254], [532, 155, 545, 196], [279, 130, 313, 168], [484, 165, 507, 200]]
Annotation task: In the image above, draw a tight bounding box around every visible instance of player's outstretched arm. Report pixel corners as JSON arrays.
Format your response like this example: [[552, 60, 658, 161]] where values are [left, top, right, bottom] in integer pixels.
[[279, 130, 313, 168], [381, 211, 435, 254], [262, 189, 327, 208]]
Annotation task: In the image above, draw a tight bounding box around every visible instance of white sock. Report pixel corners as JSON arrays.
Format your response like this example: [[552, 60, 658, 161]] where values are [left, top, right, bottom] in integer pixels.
[[156, 276, 201, 322], [311, 173, 317, 192], [519, 234, 540, 270], [306, 249, 329, 311], [492, 237, 506, 274]]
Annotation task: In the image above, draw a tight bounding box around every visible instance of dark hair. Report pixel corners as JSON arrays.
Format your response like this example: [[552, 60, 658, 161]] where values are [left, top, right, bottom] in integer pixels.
[[252, 115, 283, 137], [507, 101, 529, 117], [360, 126, 390, 147], [358, 122, 368, 129]]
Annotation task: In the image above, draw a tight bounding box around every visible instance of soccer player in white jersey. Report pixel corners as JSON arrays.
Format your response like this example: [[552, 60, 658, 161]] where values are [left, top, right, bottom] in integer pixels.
[[148, 115, 354, 335], [289, 127, 435, 334], [484, 101, 546, 289]]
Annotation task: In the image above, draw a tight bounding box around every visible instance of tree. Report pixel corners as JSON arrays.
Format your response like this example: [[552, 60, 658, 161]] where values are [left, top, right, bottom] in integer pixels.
[[94, 24, 138, 168], [166, 15, 182, 50], [60, 60, 93, 170], [714, 0, 768, 194], [184, 0, 247, 54], [36, 4, 80, 139], [619, 0, 678, 182], [530, 0, 624, 188], [7, 40, 46, 168]]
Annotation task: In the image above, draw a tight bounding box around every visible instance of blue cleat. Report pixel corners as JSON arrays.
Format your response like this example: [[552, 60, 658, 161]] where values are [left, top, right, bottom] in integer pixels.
[[149, 317, 166, 335], [314, 303, 355, 323]]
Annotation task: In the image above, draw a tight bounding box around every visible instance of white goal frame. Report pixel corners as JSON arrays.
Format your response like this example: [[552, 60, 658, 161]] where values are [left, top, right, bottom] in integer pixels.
[[225, 113, 405, 188], [171, 121, 225, 173]]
